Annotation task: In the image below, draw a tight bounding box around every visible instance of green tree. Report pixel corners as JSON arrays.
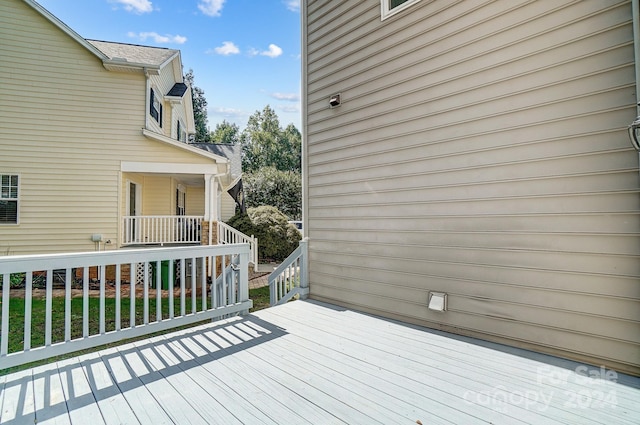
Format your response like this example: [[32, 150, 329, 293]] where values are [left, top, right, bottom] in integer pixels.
[[244, 166, 302, 220], [240, 105, 301, 172], [184, 69, 210, 142], [210, 120, 240, 144]]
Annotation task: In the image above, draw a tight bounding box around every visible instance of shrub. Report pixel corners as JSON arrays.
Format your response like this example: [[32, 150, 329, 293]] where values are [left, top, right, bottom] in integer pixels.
[[227, 206, 301, 262], [244, 167, 301, 220]]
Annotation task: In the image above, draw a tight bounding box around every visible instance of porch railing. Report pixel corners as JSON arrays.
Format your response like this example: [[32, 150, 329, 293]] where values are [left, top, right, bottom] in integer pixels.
[[217, 221, 258, 266], [123, 215, 202, 245], [0, 244, 251, 370], [269, 238, 309, 306]]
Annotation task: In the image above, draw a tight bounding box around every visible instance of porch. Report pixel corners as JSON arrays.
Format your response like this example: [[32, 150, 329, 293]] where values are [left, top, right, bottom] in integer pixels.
[[1, 300, 639, 425]]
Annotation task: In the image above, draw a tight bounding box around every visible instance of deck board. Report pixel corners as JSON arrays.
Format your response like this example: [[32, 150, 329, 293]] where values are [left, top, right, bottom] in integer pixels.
[[1, 300, 639, 425]]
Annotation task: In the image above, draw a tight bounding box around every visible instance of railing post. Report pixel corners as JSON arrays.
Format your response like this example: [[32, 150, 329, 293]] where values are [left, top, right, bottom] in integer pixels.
[[299, 238, 309, 299], [238, 249, 250, 315]]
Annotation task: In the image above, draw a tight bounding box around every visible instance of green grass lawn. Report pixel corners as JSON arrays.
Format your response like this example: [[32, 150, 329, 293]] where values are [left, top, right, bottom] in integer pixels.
[[0, 286, 272, 375]]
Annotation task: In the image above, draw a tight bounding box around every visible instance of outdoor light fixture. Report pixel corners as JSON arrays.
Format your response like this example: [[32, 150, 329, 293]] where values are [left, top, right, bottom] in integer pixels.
[[628, 114, 640, 151], [428, 292, 447, 312], [329, 93, 341, 108]]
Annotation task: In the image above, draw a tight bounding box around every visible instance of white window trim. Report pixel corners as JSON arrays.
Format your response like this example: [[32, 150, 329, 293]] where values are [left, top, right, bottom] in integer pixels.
[[381, 0, 421, 20], [0, 173, 20, 225], [150, 86, 163, 126]]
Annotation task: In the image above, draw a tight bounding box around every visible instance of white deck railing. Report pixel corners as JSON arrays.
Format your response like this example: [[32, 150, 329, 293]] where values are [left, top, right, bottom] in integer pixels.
[[123, 215, 202, 245], [217, 221, 258, 266], [269, 238, 309, 306], [0, 244, 251, 370]]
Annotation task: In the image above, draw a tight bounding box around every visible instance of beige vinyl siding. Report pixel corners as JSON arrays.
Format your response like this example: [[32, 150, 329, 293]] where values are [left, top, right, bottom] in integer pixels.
[[0, 0, 213, 255], [305, 0, 640, 374], [186, 186, 205, 216], [220, 192, 236, 221]]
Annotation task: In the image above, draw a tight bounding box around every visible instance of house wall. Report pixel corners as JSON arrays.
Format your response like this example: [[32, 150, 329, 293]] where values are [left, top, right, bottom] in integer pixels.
[[0, 0, 216, 255], [304, 0, 640, 374]]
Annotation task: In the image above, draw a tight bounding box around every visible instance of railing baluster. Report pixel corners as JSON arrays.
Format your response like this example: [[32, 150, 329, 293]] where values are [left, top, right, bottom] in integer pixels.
[[115, 264, 121, 332], [168, 260, 174, 319], [201, 257, 207, 311], [180, 258, 186, 316], [99, 266, 106, 334], [143, 262, 149, 325], [24, 273, 32, 351], [213, 255, 218, 308], [156, 260, 162, 322], [83, 267, 89, 338], [65, 269, 71, 342], [45, 271, 53, 346], [130, 262, 136, 328], [1, 273, 9, 355], [191, 258, 196, 314]]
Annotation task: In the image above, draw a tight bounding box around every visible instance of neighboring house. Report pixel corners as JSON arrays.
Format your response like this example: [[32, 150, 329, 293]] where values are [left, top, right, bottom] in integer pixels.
[[0, 0, 237, 255], [303, 0, 640, 375]]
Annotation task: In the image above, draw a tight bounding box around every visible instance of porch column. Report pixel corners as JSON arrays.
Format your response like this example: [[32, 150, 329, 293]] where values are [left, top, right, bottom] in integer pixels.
[[203, 174, 219, 247]]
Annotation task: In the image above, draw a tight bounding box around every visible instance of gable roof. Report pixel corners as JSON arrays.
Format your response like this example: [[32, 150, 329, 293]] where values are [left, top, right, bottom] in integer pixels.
[[87, 40, 179, 69], [191, 143, 243, 179]]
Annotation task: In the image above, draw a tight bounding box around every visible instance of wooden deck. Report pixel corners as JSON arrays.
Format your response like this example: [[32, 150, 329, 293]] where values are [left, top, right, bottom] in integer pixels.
[[1, 300, 638, 424]]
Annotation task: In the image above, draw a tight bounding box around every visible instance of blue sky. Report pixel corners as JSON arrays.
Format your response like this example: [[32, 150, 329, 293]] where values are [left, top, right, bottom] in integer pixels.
[[37, 0, 302, 131]]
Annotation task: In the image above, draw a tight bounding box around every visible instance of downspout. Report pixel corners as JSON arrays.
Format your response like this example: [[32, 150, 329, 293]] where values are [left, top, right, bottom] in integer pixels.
[[633, 0, 640, 169], [301, 0, 308, 239]]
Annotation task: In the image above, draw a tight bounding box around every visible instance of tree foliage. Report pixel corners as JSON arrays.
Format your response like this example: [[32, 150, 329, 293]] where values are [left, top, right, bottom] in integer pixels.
[[244, 166, 302, 220], [227, 206, 301, 261], [210, 120, 240, 144], [240, 105, 301, 173], [184, 69, 210, 142]]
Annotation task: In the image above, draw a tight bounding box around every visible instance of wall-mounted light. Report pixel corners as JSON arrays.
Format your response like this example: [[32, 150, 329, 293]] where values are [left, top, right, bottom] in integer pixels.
[[329, 93, 341, 108], [428, 292, 447, 312], [628, 115, 640, 151]]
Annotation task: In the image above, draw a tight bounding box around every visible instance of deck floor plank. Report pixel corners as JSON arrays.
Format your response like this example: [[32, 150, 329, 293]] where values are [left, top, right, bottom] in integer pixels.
[[31, 362, 71, 425], [130, 335, 244, 425], [98, 346, 175, 424], [2, 300, 639, 425], [56, 357, 106, 425], [0, 369, 34, 425], [75, 351, 141, 425]]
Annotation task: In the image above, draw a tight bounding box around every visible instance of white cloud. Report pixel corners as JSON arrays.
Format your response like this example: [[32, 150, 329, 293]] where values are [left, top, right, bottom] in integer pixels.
[[271, 92, 300, 101], [209, 41, 240, 56], [128, 31, 187, 44], [198, 0, 225, 17], [263, 44, 283, 58], [211, 107, 248, 119], [278, 104, 301, 113], [284, 0, 300, 12], [109, 0, 153, 14]]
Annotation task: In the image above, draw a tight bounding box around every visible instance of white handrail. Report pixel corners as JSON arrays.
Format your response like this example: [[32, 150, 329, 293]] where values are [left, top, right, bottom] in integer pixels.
[[269, 238, 308, 306], [0, 244, 251, 370], [123, 216, 202, 245], [217, 221, 258, 266]]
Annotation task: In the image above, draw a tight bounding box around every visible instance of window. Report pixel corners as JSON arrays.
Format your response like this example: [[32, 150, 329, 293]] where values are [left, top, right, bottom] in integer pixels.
[[176, 120, 186, 142], [150, 88, 163, 127], [381, 0, 421, 19], [0, 174, 18, 224]]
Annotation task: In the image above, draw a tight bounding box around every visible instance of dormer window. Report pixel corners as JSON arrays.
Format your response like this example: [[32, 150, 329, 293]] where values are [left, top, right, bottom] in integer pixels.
[[150, 88, 163, 127]]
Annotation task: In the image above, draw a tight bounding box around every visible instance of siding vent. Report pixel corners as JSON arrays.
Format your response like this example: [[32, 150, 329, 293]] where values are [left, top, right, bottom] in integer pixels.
[[329, 93, 341, 108], [428, 292, 447, 312]]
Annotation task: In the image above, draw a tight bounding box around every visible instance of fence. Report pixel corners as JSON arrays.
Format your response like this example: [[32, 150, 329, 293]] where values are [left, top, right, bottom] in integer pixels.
[[0, 244, 251, 370]]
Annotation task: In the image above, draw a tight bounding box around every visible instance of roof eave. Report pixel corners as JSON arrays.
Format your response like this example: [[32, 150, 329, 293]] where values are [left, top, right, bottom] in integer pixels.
[[142, 128, 228, 164]]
